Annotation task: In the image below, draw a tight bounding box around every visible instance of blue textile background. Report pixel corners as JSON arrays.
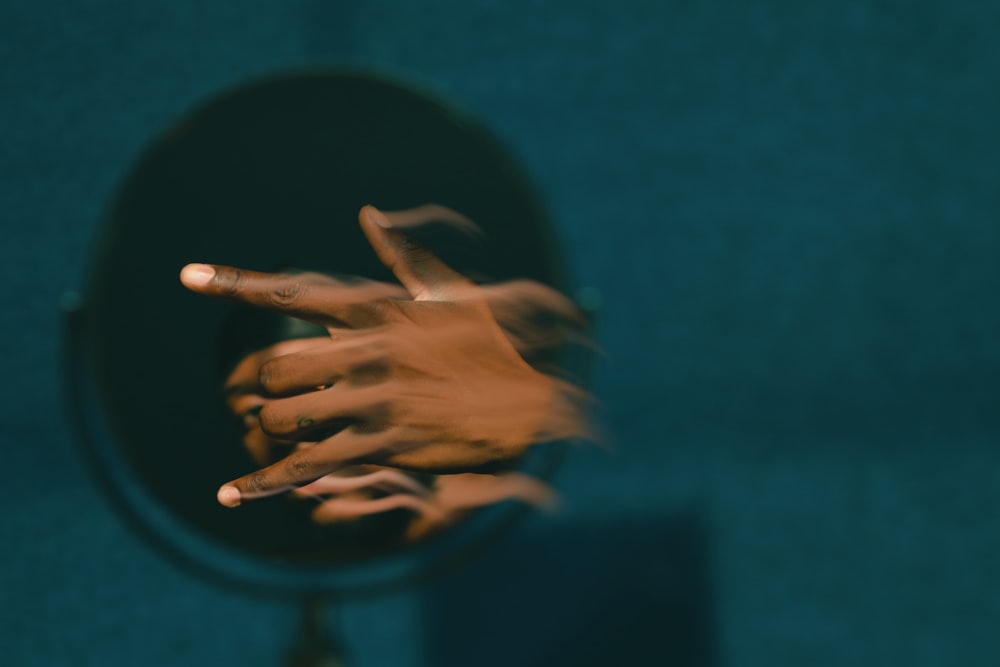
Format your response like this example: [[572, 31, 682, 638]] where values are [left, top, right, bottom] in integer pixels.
[[2, 1, 999, 665]]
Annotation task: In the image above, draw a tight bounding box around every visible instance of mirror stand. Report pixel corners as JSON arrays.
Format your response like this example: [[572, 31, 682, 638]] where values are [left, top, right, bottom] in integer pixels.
[[285, 597, 346, 667], [66, 68, 580, 666]]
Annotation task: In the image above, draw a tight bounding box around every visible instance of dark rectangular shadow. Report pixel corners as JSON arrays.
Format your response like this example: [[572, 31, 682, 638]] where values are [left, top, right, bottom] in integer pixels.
[[421, 512, 717, 667]]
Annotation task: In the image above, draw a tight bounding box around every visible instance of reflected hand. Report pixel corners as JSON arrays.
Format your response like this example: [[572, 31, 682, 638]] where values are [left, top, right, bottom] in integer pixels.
[[224, 340, 559, 540], [223, 336, 328, 467], [293, 471, 557, 543], [182, 205, 585, 508]]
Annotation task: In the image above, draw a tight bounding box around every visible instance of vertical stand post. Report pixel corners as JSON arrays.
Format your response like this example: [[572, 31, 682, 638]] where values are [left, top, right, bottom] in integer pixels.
[[285, 596, 347, 667]]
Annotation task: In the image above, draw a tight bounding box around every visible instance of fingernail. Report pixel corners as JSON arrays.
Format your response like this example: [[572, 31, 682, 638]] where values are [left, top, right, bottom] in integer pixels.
[[180, 263, 215, 288], [366, 205, 392, 229], [217, 485, 241, 508]]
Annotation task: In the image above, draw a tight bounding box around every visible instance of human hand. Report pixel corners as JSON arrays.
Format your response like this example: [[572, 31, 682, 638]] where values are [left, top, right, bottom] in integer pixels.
[[223, 340, 558, 540], [182, 205, 587, 508], [292, 470, 557, 543], [222, 336, 328, 467]]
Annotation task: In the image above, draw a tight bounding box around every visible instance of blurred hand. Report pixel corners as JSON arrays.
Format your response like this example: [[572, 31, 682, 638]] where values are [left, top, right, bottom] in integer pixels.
[[294, 470, 557, 543], [222, 336, 327, 467], [224, 338, 558, 540], [182, 205, 586, 508]]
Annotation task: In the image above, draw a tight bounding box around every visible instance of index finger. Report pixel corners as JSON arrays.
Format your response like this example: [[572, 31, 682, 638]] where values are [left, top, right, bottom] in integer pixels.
[[215, 427, 417, 506], [179, 263, 408, 327]]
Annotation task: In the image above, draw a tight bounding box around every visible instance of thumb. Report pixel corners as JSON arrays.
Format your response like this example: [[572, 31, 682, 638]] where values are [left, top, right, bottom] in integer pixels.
[[358, 204, 471, 301]]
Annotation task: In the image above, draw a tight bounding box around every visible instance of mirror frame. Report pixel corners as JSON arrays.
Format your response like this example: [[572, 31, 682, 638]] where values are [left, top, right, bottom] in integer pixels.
[[63, 67, 577, 597]]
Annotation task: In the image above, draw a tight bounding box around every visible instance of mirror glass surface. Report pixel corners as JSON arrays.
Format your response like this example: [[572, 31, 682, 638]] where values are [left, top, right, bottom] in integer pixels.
[[69, 69, 568, 594]]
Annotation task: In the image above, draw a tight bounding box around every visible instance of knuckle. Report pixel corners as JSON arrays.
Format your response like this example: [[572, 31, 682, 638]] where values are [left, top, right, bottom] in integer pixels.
[[369, 386, 401, 422], [258, 404, 288, 435], [350, 336, 394, 382], [351, 359, 390, 385], [269, 280, 307, 306], [369, 300, 390, 321], [284, 456, 315, 478], [217, 268, 246, 297], [244, 471, 271, 493], [257, 360, 280, 394]]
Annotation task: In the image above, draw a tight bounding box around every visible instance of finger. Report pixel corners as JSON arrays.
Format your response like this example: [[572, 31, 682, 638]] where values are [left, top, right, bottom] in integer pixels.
[[292, 469, 431, 499], [242, 424, 297, 467], [481, 280, 585, 326], [311, 494, 442, 525], [258, 335, 392, 396], [257, 383, 394, 439], [448, 472, 559, 512], [224, 337, 331, 399], [382, 439, 518, 473], [216, 428, 415, 506], [179, 263, 408, 326], [481, 280, 590, 353], [223, 349, 269, 406], [379, 204, 483, 238], [358, 205, 473, 301]]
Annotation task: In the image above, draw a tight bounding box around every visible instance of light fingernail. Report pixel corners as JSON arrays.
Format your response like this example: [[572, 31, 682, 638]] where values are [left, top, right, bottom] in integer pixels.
[[180, 263, 215, 288], [366, 205, 392, 229], [217, 485, 241, 507]]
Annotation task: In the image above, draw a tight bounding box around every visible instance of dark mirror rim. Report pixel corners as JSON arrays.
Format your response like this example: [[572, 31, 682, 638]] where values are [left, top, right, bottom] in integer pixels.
[[64, 66, 575, 597]]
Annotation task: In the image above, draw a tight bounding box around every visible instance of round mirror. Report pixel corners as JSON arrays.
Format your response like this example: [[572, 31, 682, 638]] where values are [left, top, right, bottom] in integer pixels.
[[65, 68, 576, 597]]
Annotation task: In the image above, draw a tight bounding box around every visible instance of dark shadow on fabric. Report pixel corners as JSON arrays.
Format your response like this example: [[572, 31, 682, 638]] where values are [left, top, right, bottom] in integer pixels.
[[422, 512, 717, 667]]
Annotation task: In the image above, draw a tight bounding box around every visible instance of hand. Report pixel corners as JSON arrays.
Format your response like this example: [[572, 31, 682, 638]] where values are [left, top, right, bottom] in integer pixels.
[[223, 341, 559, 540], [292, 470, 558, 543], [219, 276, 583, 468], [181, 205, 586, 508], [222, 336, 328, 467]]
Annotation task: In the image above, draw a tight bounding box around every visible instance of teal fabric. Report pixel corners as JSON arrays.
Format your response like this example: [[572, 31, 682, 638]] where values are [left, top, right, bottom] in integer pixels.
[[3, 1, 999, 665]]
